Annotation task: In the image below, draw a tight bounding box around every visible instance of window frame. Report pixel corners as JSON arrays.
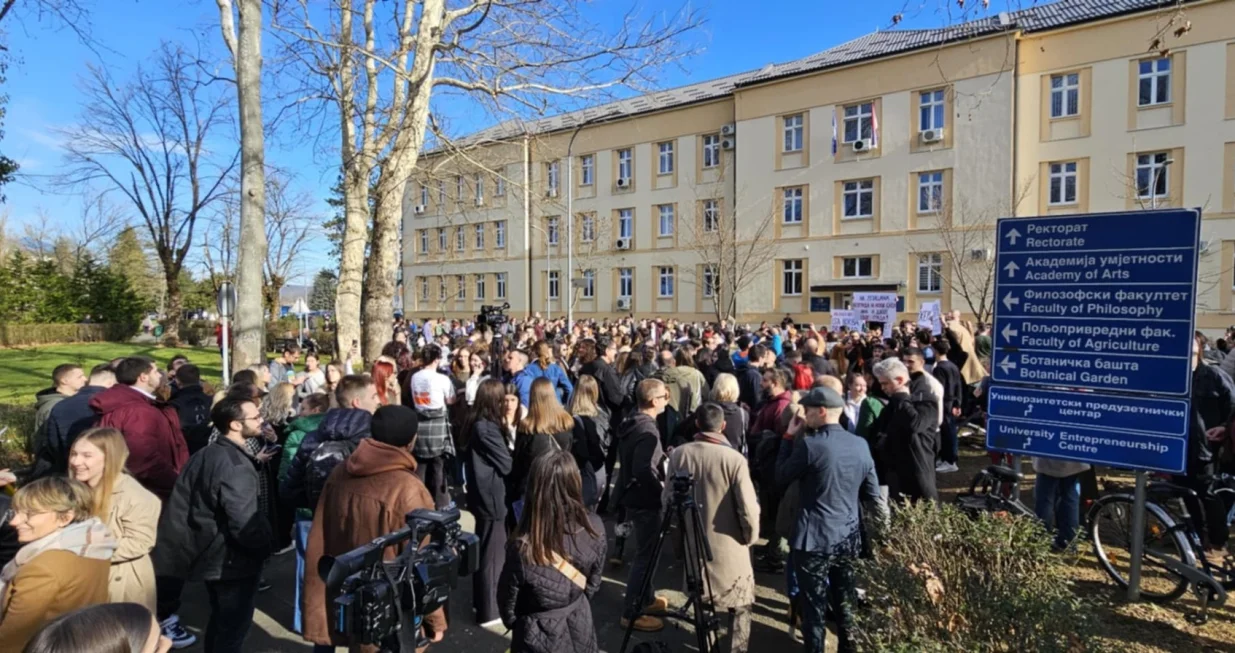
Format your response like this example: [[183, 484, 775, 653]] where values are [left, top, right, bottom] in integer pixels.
[[419, 230, 429, 253], [546, 160, 560, 193], [919, 90, 946, 132], [702, 199, 719, 233], [842, 102, 874, 144], [582, 269, 595, 299], [474, 173, 484, 202], [842, 179, 874, 219], [617, 148, 633, 183], [455, 175, 464, 201], [1137, 57, 1172, 107], [455, 226, 466, 251], [1048, 161, 1079, 206], [496, 272, 507, 299], [782, 114, 804, 153], [475, 275, 485, 300], [658, 266, 675, 298], [702, 134, 721, 169], [782, 259, 803, 296], [580, 154, 594, 186], [658, 141, 675, 175], [658, 204, 675, 237], [917, 171, 945, 214], [618, 209, 633, 240], [547, 217, 560, 246], [702, 264, 717, 298], [1135, 152, 1171, 200], [437, 180, 445, 204], [841, 256, 873, 279], [581, 214, 596, 243], [782, 187, 804, 224], [419, 184, 429, 207], [917, 253, 943, 294], [495, 220, 507, 248], [495, 173, 506, 197], [1050, 73, 1080, 118], [618, 268, 633, 298], [437, 228, 447, 251], [420, 277, 429, 301], [548, 270, 560, 300], [474, 223, 485, 249]]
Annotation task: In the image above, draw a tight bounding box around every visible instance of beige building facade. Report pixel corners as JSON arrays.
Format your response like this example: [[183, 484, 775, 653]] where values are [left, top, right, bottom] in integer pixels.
[[402, 0, 1235, 330]]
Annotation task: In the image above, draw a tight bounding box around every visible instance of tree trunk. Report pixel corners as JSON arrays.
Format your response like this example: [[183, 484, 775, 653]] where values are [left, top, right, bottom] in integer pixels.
[[231, 0, 267, 370], [164, 269, 182, 342], [335, 170, 369, 360], [263, 281, 281, 324], [361, 188, 400, 360]]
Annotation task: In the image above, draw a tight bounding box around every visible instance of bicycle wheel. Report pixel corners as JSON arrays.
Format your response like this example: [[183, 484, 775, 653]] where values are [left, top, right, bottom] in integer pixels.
[[1088, 494, 1193, 602]]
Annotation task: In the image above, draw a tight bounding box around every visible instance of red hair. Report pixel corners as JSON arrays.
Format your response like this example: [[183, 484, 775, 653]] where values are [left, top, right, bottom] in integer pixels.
[[370, 359, 397, 405]]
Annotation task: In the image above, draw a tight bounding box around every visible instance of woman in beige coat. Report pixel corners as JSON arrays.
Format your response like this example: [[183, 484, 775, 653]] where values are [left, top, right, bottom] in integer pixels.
[[68, 428, 161, 612]]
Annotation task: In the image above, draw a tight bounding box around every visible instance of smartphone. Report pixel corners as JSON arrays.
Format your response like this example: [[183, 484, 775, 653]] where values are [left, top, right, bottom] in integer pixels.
[[262, 444, 283, 454]]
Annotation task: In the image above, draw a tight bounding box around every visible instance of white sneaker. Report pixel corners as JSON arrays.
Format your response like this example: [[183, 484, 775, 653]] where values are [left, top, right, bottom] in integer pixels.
[[160, 615, 197, 649], [935, 462, 960, 473]]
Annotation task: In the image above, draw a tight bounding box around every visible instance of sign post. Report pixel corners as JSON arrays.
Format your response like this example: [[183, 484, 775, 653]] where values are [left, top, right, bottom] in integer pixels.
[[987, 209, 1200, 602], [217, 282, 236, 384]]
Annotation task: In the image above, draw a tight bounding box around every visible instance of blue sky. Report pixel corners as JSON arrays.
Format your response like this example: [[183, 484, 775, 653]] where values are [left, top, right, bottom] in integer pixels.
[[0, 0, 999, 282]]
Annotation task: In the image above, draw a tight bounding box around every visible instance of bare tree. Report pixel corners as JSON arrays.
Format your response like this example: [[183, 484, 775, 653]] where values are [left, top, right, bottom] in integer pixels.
[[58, 43, 237, 341], [201, 193, 239, 292], [262, 172, 316, 320], [216, 0, 267, 367], [273, 0, 701, 360], [680, 186, 780, 323]]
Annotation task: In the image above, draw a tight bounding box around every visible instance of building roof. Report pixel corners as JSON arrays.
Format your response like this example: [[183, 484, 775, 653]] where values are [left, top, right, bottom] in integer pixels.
[[442, 0, 1184, 147]]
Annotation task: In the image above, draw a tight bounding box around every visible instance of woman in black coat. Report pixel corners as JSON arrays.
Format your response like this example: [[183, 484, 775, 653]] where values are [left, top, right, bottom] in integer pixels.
[[509, 378, 576, 506], [499, 450, 606, 653], [465, 379, 514, 626]]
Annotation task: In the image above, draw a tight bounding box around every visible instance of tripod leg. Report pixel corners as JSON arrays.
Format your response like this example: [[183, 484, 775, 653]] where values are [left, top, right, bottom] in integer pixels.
[[618, 509, 672, 653]]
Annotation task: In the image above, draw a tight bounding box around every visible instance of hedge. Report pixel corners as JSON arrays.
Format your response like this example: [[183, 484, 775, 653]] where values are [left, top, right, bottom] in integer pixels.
[[0, 323, 137, 348]]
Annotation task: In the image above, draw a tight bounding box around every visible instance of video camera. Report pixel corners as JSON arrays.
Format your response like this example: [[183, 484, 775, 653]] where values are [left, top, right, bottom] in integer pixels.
[[319, 506, 479, 652], [477, 302, 511, 329]]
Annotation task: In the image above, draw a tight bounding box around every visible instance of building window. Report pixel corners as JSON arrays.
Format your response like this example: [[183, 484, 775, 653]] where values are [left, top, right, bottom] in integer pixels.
[[548, 270, 560, 299], [456, 275, 466, 300], [783, 114, 803, 152], [456, 227, 466, 251], [658, 142, 674, 175], [418, 230, 428, 253], [546, 160, 560, 193], [475, 275, 485, 300], [419, 184, 429, 207], [920, 90, 945, 132], [703, 265, 717, 298], [658, 266, 675, 297], [437, 228, 447, 251], [495, 173, 505, 197], [917, 171, 945, 213], [581, 154, 594, 185], [474, 174, 484, 203], [842, 256, 873, 279], [496, 272, 507, 299], [455, 175, 464, 200], [420, 278, 429, 301], [438, 278, 447, 301], [1048, 162, 1078, 206], [842, 179, 874, 218], [782, 259, 803, 295], [547, 217, 560, 245], [474, 223, 485, 249], [658, 204, 674, 237], [492, 221, 505, 249], [918, 253, 943, 293], [618, 208, 633, 240], [618, 268, 633, 298], [582, 270, 595, 299], [1135, 152, 1170, 200], [703, 134, 721, 168], [437, 180, 445, 204], [1050, 73, 1080, 118], [617, 149, 632, 183], [581, 214, 595, 242], [1138, 57, 1171, 106], [843, 102, 874, 143], [703, 199, 719, 233], [782, 187, 804, 224]]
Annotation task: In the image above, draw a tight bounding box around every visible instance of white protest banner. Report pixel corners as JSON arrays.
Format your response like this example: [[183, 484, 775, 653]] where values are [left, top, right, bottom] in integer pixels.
[[918, 300, 942, 336], [852, 292, 899, 325], [830, 309, 864, 333]]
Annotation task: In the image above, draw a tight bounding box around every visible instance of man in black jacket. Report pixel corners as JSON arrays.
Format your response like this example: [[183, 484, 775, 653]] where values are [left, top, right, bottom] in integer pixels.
[[800, 337, 836, 377], [735, 344, 767, 410], [580, 336, 623, 418], [871, 358, 939, 503], [153, 396, 272, 653], [615, 378, 670, 633], [168, 364, 215, 455], [931, 339, 964, 473], [29, 363, 115, 481]]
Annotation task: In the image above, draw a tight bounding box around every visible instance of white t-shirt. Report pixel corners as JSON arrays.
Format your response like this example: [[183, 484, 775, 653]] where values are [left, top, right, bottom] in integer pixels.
[[410, 368, 454, 411]]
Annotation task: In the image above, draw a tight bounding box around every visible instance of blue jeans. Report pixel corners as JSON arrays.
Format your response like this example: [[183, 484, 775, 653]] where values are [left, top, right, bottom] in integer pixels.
[[294, 519, 312, 634], [1034, 472, 1081, 549], [939, 414, 958, 464], [623, 507, 662, 618]]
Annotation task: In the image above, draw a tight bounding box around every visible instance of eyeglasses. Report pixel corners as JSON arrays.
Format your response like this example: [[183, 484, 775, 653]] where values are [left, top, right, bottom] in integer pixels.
[[242, 415, 263, 423]]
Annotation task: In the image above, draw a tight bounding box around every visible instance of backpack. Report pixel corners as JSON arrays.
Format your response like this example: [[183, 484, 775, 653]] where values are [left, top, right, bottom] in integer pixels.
[[306, 439, 358, 510], [792, 363, 814, 391]]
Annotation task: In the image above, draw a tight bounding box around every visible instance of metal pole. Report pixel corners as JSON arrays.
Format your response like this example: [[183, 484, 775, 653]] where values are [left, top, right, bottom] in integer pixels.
[[221, 316, 231, 384], [1010, 454, 1022, 502], [566, 152, 573, 333], [1127, 470, 1148, 601], [547, 232, 552, 320]]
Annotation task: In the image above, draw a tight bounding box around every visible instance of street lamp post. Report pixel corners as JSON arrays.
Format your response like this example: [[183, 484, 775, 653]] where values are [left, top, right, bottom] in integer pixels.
[[529, 223, 553, 319], [216, 281, 236, 383], [564, 111, 619, 333]]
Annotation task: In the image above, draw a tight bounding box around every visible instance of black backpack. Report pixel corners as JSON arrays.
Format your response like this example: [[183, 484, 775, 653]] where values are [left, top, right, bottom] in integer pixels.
[[306, 439, 358, 510]]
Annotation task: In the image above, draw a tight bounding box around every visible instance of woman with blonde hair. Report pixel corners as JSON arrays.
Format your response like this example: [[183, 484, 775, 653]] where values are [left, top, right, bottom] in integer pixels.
[[522, 340, 573, 405], [510, 378, 576, 507], [0, 477, 115, 652], [567, 376, 608, 510], [261, 382, 297, 435], [67, 428, 160, 613]]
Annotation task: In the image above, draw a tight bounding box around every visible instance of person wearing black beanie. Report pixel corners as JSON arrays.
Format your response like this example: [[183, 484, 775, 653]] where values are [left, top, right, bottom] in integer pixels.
[[371, 404, 420, 449]]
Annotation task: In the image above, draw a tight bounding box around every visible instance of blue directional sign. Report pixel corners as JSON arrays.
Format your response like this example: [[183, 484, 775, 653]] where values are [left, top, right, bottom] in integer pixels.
[[991, 209, 1200, 396], [987, 386, 1189, 473]]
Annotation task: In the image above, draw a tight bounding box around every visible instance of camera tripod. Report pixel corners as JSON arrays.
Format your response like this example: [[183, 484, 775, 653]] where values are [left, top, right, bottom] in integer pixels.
[[617, 475, 726, 653]]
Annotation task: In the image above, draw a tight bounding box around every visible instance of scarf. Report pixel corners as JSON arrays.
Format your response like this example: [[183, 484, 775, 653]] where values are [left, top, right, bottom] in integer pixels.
[[0, 517, 116, 612]]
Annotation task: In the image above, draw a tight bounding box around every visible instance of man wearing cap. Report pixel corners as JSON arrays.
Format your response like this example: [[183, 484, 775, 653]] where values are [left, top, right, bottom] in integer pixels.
[[303, 404, 446, 651], [777, 386, 884, 653]]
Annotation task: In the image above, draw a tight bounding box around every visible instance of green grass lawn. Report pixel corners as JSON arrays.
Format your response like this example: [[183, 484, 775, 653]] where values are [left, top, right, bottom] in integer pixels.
[[0, 343, 224, 466]]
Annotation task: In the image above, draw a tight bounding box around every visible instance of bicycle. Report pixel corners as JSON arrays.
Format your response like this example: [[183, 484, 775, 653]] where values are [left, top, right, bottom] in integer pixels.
[[1087, 473, 1235, 624], [954, 465, 1036, 519]]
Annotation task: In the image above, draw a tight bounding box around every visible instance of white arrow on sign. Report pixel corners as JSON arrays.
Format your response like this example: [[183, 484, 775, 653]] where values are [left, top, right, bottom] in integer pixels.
[[999, 356, 1017, 374], [1005, 227, 1021, 245], [1004, 261, 1019, 278], [1001, 323, 1018, 342], [1002, 292, 1020, 311]]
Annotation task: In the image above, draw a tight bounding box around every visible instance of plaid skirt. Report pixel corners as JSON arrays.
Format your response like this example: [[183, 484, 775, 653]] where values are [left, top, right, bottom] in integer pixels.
[[414, 407, 456, 459]]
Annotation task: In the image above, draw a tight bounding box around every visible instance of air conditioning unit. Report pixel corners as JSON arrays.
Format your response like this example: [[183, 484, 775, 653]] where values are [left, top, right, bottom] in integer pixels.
[[920, 128, 945, 144], [474, 198, 485, 208], [615, 238, 631, 250], [616, 298, 631, 310], [721, 138, 736, 150], [546, 188, 558, 198], [970, 247, 992, 262], [851, 139, 873, 153], [616, 178, 630, 189], [720, 123, 736, 137], [413, 205, 425, 215]]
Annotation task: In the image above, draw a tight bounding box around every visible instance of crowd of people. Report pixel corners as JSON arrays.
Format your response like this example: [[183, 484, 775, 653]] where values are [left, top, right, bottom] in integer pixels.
[[1, 309, 1232, 653]]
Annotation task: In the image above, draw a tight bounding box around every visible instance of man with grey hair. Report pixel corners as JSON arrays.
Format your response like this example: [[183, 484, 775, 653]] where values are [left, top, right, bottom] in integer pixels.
[[871, 357, 940, 502], [777, 386, 883, 653]]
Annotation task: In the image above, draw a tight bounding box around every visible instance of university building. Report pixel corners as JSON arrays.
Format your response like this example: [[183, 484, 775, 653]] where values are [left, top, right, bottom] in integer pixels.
[[401, 0, 1235, 330]]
